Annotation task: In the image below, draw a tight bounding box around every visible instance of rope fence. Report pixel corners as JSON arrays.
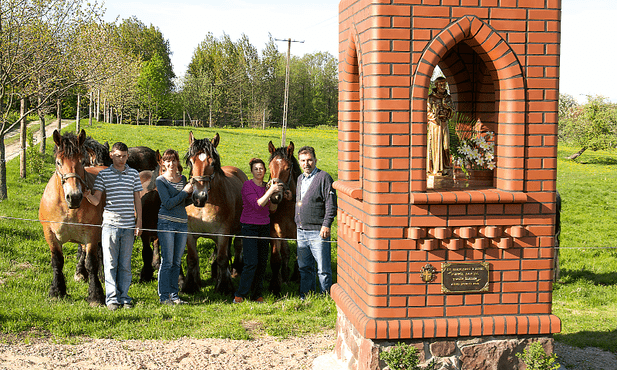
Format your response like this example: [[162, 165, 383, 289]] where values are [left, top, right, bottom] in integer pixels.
[[0, 215, 338, 244]]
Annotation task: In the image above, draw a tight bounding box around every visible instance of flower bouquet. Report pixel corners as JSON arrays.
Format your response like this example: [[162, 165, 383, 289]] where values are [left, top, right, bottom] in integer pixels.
[[452, 130, 496, 174], [448, 112, 496, 186]]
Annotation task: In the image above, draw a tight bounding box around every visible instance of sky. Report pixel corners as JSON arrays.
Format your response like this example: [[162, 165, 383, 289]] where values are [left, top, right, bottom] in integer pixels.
[[103, 0, 617, 103]]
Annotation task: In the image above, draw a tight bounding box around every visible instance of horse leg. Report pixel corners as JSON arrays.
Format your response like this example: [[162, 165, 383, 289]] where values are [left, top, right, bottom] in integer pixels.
[[43, 228, 67, 298], [152, 237, 161, 271], [74, 243, 88, 282], [269, 239, 283, 295], [139, 232, 155, 283], [231, 236, 243, 278], [214, 236, 234, 294], [281, 239, 291, 283], [181, 234, 202, 294], [84, 242, 105, 306]]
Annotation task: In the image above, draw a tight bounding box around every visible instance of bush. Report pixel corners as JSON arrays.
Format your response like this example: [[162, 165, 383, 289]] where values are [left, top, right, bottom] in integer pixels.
[[381, 343, 421, 370], [516, 341, 560, 370], [26, 128, 45, 183]]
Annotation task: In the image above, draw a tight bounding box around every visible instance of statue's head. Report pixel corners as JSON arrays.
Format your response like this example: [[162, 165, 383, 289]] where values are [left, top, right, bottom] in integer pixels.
[[434, 77, 448, 93]]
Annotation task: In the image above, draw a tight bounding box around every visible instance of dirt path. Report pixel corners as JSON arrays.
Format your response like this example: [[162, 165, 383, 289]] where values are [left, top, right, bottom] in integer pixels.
[[5, 119, 71, 162], [0, 330, 337, 370]]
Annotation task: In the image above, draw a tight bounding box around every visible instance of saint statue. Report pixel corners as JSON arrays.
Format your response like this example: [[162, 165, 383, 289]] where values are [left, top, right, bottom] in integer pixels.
[[427, 77, 455, 176]]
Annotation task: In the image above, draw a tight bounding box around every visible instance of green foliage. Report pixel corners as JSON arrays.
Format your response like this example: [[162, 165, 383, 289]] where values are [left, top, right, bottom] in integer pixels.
[[181, 33, 337, 128], [381, 343, 421, 370], [559, 95, 617, 152], [516, 342, 560, 370], [25, 129, 45, 183]]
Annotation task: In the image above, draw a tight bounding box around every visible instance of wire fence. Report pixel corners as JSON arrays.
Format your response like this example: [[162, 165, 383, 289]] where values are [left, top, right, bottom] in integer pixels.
[[0, 214, 602, 250], [0, 215, 338, 244]]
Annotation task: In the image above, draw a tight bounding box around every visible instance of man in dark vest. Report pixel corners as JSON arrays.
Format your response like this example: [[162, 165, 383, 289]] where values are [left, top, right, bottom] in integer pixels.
[[295, 146, 337, 299]]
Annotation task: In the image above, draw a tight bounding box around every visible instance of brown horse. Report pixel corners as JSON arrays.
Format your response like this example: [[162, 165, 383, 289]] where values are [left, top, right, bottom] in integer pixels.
[[137, 150, 164, 282], [183, 132, 247, 294], [267, 141, 301, 294], [39, 129, 105, 305]]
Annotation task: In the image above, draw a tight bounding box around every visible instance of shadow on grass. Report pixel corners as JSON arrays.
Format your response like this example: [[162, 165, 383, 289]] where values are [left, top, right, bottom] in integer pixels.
[[575, 157, 617, 165], [555, 330, 617, 353], [560, 268, 617, 286]]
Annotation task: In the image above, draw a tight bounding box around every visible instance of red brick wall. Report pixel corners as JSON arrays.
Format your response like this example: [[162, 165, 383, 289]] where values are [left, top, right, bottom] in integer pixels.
[[334, 0, 561, 339]]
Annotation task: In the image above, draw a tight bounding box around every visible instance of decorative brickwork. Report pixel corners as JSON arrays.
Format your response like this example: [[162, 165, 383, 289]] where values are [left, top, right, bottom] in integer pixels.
[[333, 0, 561, 346]]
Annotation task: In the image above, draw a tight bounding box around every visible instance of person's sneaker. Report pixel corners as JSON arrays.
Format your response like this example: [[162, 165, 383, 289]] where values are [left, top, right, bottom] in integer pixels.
[[107, 303, 121, 311], [172, 299, 187, 305], [233, 296, 244, 304], [255, 297, 264, 303], [123, 302, 134, 309]]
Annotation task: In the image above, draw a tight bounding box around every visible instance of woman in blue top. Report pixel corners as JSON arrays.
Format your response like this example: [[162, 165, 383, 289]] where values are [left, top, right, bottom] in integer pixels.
[[156, 149, 193, 304]]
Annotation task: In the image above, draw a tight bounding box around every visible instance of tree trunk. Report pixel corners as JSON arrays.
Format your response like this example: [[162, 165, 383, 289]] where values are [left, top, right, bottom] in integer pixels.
[[97, 90, 101, 122], [0, 135, 7, 200], [39, 113, 46, 154], [89, 91, 93, 127], [19, 98, 26, 179], [566, 147, 586, 160], [76, 94, 81, 133], [57, 98, 62, 132]]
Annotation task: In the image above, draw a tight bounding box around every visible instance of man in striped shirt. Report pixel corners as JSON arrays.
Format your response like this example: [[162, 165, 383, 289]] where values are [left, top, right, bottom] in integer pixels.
[[86, 142, 143, 311]]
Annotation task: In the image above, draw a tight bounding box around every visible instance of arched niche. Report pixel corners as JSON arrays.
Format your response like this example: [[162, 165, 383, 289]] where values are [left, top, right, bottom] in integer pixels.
[[412, 15, 527, 192]]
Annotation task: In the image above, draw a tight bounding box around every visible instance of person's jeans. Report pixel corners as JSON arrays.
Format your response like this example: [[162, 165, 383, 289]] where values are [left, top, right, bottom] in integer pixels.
[[102, 225, 135, 306], [297, 228, 332, 297], [235, 223, 269, 299], [157, 219, 188, 302]]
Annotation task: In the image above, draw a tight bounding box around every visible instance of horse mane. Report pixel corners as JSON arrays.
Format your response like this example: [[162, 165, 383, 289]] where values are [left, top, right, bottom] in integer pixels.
[[53, 132, 84, 159], [185, 137, 224, 176], [269, 146, 301, 183], [83, 137, 110, 166]]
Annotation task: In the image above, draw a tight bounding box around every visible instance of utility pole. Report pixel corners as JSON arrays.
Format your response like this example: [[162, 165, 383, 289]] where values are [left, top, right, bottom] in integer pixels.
[[275, 37, 304, 147]]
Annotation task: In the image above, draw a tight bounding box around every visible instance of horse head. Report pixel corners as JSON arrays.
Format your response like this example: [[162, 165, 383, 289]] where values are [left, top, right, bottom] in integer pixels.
[[267, 140, 296, 204], [186, 131, 222, 207], [52, 129, 88, 209]]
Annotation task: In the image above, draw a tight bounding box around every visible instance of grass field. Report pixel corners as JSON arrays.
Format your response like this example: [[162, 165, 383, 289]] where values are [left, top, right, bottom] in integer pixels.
[[1, 121, 617, 353]]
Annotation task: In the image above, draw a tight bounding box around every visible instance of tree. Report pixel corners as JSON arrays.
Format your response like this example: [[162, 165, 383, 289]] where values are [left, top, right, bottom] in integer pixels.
[[559, 95, 617, 160], [0, 0, 114, 199]]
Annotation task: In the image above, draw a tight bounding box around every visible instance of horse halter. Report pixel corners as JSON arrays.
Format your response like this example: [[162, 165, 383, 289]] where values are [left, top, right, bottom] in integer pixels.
[[190, 173, 215, 184], [55, 163, 88, 190]]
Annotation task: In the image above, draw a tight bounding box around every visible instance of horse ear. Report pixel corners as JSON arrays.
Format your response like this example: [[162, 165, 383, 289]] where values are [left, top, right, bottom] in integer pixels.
[[212, 133, 220, 148], [287, 141, 295, 158], [78, 129, 87, 146], [156, 150, 162, 163], [52, 130, 62, 146], [104, 141, 109, 151], [268, 141, 276, 154], [189, 131, 194, 145]]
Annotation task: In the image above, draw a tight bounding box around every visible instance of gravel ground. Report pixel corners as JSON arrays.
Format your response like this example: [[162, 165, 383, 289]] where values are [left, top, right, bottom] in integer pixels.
[[0, 330, 336, 370], [1, 333, 615, 370]]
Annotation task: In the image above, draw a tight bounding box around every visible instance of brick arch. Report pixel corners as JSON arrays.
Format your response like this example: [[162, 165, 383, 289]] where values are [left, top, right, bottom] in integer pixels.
[[411, 15, 526, 192], [339, 26, 364, 185]]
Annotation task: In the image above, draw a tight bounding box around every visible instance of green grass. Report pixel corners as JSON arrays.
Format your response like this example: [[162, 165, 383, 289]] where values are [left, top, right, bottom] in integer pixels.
[[0, 121, 337, 342], [3, 122, 617, 354], [554, 145, 617, 352]]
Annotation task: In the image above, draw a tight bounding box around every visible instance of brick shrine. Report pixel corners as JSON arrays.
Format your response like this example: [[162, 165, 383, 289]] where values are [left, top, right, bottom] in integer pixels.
[[330, 0, 561, 368]]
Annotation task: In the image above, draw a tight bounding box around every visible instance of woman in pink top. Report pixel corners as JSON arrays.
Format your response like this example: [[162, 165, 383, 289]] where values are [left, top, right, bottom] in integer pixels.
[[234, 158, 285, 303]]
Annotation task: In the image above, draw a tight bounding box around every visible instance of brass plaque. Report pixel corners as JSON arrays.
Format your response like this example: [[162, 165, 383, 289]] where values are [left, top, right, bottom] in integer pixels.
[[441, 262, 489, 294]]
